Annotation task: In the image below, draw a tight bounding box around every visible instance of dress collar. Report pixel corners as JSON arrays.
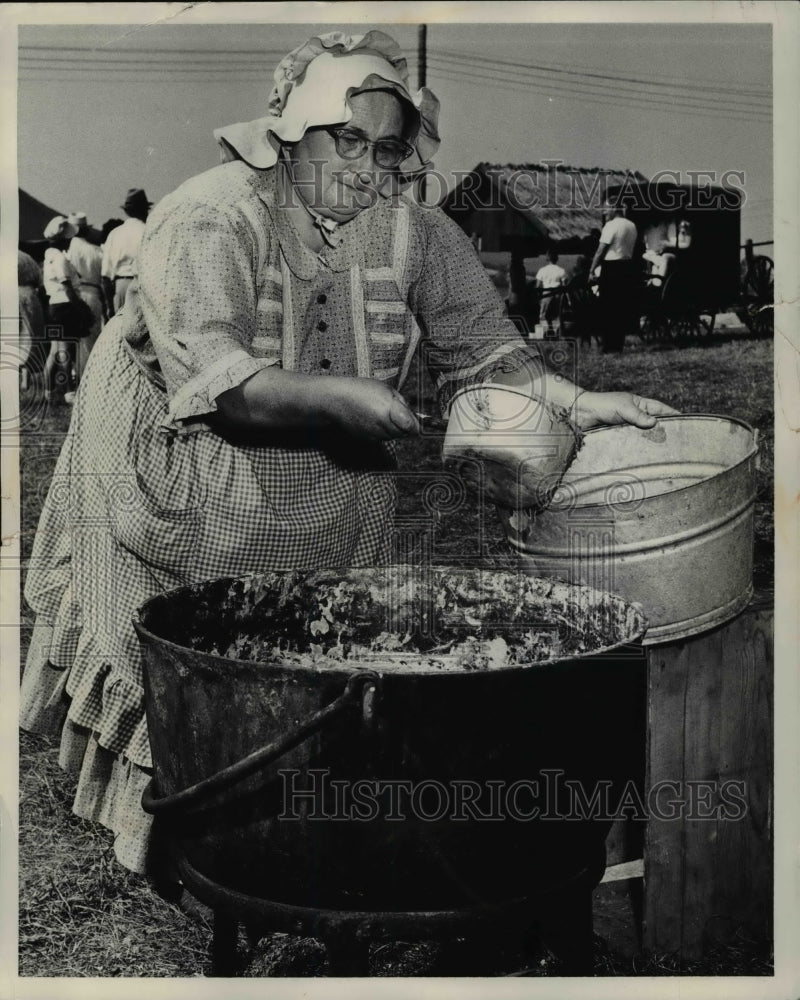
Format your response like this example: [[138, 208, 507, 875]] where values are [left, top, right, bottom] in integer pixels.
[[255, 166, 382, 280]]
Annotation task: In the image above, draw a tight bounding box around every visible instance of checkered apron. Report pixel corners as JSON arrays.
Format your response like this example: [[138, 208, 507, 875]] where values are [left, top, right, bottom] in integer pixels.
[[23, 320, 397, 773]]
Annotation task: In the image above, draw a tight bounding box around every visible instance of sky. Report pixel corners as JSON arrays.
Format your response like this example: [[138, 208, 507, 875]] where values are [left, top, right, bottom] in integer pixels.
[[16, 13, 773, 243]]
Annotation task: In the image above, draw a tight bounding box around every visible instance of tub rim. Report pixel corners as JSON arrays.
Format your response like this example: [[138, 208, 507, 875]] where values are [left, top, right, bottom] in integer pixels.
[[543, 412, 758, 512]]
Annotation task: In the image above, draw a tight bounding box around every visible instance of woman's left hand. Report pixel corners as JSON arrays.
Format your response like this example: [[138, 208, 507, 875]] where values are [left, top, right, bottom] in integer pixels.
[[572, 390, 680, 431]]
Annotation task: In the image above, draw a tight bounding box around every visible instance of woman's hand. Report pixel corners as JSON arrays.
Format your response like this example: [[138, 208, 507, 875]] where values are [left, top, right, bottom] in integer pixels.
[[323, 377, 421, 440], [571, 390, 679, 431], [215, 369, 419, 439]]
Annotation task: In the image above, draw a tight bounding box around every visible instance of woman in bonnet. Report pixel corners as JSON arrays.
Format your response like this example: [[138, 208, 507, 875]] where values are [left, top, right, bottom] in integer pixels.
[[21, 30, 675, 877]]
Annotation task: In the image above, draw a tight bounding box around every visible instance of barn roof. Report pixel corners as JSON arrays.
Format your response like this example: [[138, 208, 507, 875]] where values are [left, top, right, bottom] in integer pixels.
[[442, 162, 649, 243]]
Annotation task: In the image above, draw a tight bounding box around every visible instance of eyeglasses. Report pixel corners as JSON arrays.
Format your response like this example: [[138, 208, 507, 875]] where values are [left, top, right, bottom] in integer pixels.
[[324, 128, 414, 170]]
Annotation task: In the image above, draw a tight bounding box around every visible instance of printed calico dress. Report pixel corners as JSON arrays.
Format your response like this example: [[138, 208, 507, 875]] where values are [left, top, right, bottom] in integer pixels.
[[20, 160, 543, 873]]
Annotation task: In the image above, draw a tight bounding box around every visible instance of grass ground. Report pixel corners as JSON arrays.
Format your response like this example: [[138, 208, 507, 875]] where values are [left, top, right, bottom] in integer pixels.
[[17, 332, 774, 978]]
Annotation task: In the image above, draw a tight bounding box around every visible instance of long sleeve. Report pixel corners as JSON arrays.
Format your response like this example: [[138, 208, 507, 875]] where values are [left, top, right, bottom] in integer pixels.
[[136, 198, 277, 424], [407, 209, 544, 415]]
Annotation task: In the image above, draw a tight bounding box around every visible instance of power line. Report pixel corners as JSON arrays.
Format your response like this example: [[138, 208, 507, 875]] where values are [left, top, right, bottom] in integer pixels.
[[18, 54, 287, 65], [19, 45, 292, 56], [18, 48, 421, 70], [428, 68, 769, 128], [435, 45, 771, 99], [433, 50, 771, 111], [19, 75, 271, 84], [19, 62, 276, 74], [18, 60, 283, 73], [430, 59, 769, 121], [428, 61, 770, 125], [18, 40, 768, 96], [20, 53, 768, 121], [17, 40, 769, 122]]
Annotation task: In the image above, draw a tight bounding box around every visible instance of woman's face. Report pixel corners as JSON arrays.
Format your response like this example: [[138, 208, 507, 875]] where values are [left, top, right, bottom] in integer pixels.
[[287, 90, 411, 222]]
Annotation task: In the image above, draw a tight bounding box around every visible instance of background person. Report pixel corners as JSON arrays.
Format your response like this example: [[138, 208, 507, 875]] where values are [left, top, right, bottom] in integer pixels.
[[20, 30, 677, 884], [535, 248, 567, 328], [18, 249, 46, 391], [642, 246, 675, 291], [100, 217, 125, 249], [101, 189, 151, 316], [99, 217, 124, 320], [67, 211, 105, 391], [590, 201, 640, 353], [41, 216, 90, 403]]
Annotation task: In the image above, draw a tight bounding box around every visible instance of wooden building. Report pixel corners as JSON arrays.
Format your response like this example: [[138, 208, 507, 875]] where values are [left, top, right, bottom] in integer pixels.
[[440, 163, 647, 306]]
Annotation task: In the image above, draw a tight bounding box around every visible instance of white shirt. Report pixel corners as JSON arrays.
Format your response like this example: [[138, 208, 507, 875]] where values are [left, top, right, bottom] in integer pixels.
[[68, 235, 103, 285], [101, 218, 146, 279], [599, 216, 638, 261], [643, 249, 670, 277], [535, 262, 567, 289], [42, 248, 80, 305]]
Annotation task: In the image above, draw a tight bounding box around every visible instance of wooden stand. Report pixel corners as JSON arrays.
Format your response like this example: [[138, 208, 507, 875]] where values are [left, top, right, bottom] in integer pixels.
[[642, 600, 773, 958]]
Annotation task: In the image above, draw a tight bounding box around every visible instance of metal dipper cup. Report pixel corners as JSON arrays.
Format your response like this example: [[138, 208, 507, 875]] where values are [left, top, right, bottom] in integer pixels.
[[442, 384, 581, 510]]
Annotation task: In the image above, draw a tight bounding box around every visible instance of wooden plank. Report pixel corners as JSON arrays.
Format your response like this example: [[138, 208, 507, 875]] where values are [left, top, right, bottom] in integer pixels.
[[643, 638, 689, 954], [679, 622, 724, 959], [643, 606, 773, 959], [713, 609, 773, 947]]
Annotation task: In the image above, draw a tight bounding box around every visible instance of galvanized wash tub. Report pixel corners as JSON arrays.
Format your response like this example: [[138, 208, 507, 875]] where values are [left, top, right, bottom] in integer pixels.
[[500, 415, 759, 644], [135, 566, 647, 911]]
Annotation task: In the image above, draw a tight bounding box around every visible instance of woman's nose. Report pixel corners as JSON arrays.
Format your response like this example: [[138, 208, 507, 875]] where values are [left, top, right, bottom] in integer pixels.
[[350, 167, 378, 191]]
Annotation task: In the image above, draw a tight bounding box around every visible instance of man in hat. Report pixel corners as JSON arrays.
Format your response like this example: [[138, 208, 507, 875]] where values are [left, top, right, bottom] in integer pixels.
[[67, 212, 105, 392], [101, 188, 151, 315]]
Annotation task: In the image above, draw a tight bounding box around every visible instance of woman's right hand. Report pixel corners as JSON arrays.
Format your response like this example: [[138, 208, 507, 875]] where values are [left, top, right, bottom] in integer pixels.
[[322, 377, 420, 440], [215, 369, 420, 439]]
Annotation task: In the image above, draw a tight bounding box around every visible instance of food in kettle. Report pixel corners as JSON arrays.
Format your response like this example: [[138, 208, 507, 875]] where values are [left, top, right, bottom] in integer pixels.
[[188, 567, 640, 674]]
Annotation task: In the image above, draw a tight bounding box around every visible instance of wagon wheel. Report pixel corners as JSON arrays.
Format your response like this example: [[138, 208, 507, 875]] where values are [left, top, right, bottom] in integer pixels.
[[741, 255, 774, 337], [661, 269, 716, 343], [666, 310, 715, 343], [639, 279, 671, 342], [557, 282, 595, 343], [639, 311, 665, 342]]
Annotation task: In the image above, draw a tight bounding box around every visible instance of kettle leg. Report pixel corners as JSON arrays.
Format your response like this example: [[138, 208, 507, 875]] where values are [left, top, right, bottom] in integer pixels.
[[211, 911, 240, 977]]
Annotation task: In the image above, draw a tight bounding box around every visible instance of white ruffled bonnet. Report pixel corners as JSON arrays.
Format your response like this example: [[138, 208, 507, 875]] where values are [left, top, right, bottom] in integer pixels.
[[213, 30, 441, 176]]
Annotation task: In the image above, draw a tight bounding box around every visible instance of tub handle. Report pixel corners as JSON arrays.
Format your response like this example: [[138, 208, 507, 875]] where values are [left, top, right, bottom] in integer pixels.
[[142, 670, 380, 817]]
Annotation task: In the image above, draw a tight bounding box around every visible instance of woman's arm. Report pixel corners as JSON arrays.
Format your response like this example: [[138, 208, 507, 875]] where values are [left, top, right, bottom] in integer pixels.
[[214, 369, 420, 440], [489, 365, 678, 430], [139, 196, 420, 440]]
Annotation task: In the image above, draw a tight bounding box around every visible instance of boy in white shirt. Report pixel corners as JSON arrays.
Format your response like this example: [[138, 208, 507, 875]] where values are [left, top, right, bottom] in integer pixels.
[[535, 250, 567, 326]]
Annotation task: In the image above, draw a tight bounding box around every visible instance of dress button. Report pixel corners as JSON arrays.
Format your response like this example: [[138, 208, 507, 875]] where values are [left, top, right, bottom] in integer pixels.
[[320, 358, 331, 370], [317, 294, 327, 304], [317, 320, 328, 332]]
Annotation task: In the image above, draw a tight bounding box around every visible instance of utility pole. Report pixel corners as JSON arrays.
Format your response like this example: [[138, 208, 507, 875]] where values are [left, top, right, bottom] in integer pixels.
[[417, 24, 427, 205]]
